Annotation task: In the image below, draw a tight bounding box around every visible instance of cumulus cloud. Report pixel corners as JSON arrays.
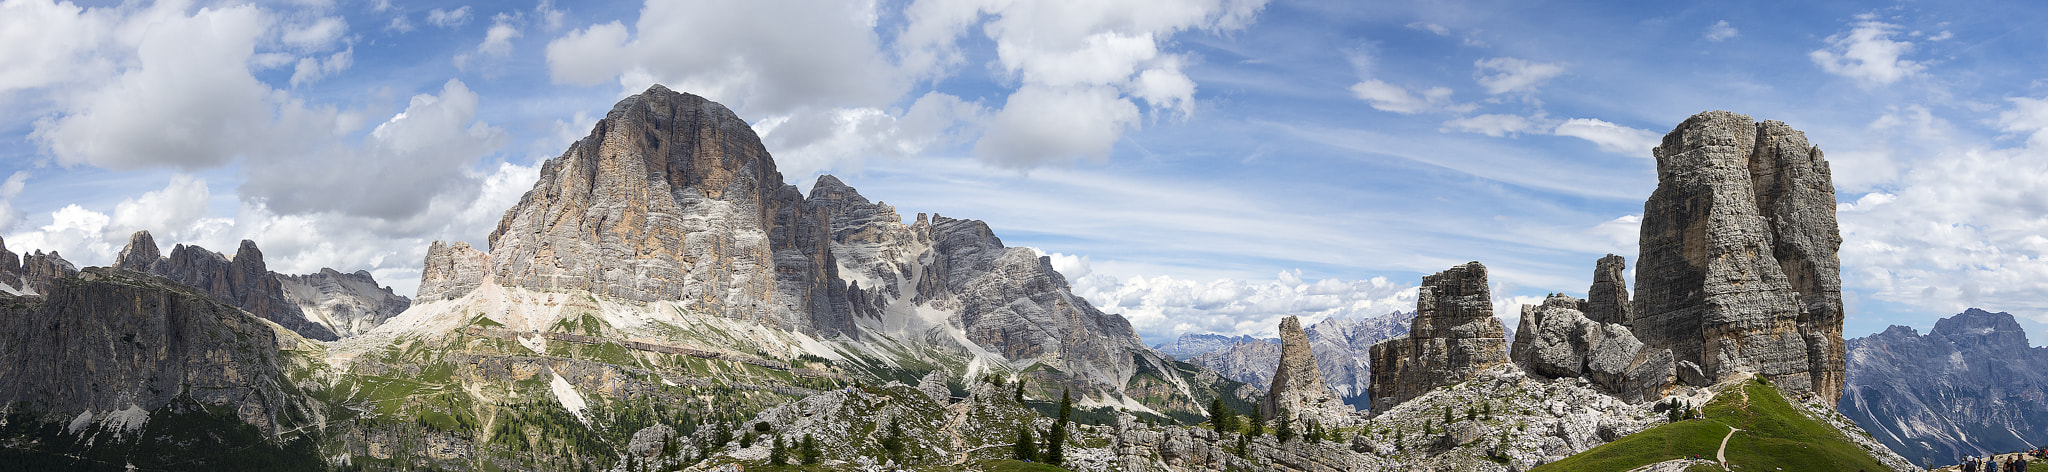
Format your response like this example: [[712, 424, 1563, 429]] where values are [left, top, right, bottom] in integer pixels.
[[1473, 57, 1566, 95], [1553, 118, 1660, 157], [0, 172, 27, 233], [898, 0, 1268, 167], [1837, 96, 2048, 325], [1810, 17, 1923, 85], [1705, 20, 1738, 42], [240, 79, 507, 220], [1070, 269, 1418, 342], [108, 174, 210, 237], [755, 91, 983, 177], [1406, 22, 1449, 36], [282, 16, 347, 51], [0, 0, 112, 96]]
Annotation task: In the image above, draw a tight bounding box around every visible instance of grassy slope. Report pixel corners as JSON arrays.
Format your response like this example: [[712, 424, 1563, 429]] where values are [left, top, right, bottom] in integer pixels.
[[1533, 379, 1892, 472]]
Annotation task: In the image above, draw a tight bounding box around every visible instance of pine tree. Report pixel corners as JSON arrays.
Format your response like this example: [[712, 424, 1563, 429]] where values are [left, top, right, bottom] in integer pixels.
[[1209, 398, 1232, 432], [1276, 412, 1296, 443], [769, 434, 787, 466], [800, 433, 820, 465], [1013, 425, 1037, 461], [881, 419, 905, 463], [1248, 409, 1265, 437], [1014, 378, 1026, 401], [740, 432, 754, 449], [1047, 389, 1072, 465], [1442, 406, 1454, 425]]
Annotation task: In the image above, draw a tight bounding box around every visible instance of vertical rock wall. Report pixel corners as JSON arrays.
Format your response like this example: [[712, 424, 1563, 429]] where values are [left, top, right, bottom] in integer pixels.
[[1368, 262, 1510, 411], [1632, 111, 1844, 404]]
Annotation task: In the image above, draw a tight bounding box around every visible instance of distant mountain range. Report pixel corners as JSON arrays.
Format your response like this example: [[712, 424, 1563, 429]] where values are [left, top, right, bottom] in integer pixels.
[[1841, 308, 2048, 466]]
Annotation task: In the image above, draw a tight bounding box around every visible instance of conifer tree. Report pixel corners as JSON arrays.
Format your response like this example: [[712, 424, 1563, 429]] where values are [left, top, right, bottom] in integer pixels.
[[1047, 389, 1073, 465], [1248, 409, 1265, 437], [800, 433, 820, 465], [769, 434, 787, 466], [1013, 424, 1037, 461]]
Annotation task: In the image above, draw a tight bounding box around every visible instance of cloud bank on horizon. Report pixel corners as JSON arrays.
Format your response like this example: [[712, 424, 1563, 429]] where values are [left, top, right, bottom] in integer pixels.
[[1, 0, 2046, 346]]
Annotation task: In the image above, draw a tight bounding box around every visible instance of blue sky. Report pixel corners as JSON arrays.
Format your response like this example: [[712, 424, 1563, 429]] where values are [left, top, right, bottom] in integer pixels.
[[4, 0, 2048, 346]]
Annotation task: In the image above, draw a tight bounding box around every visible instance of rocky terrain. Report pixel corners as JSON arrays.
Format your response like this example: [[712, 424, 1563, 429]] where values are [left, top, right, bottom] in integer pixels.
[[1841, 308, 2048, 466], [1262, 316, 1348, 427], [277, 268, 412, 338], [1508, 255, 1678, 402], [1632, 111, 1846, 405], [0, 236, 79, 296], [1369, 262, 1512, 411]]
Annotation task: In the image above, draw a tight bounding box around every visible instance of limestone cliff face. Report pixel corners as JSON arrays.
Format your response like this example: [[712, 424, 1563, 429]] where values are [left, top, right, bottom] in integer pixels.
[[0, 267, 325, 437], [276, 268, 412, 338], [1633, 111, 1845, 404], [1263, 316, 1343, 423], [484, 85, 849, 337], [1585, 254, 1630, 325], [115, 233, 341, 341], [1369, 262, 1511, 411], [1840, 309, 2048, 465]]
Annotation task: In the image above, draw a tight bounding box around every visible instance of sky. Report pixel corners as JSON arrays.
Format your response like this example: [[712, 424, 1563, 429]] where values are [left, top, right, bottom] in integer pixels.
[[4, 0, 2048, 347]]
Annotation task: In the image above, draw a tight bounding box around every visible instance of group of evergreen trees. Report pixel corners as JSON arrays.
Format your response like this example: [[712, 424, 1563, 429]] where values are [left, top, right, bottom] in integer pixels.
[[1013, 389, 1076, 466]]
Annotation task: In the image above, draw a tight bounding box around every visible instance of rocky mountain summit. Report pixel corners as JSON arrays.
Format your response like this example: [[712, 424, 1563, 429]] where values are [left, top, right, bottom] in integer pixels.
[[1632, 111, 1846, 405], [1369, 262, 1512, 411], [406, 85, 1234, 420], [1510, 256, 1677, 402], [1840, 308, 2048, 465], [112, 231, 410, 341], [0, 236, 79, 296]]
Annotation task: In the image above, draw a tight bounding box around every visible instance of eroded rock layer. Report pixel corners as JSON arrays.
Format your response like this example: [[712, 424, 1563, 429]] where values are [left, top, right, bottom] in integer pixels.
[[1632, 111, 1845, 404], [115, 233, 341, 341], [1369, 262, 1511, 411]]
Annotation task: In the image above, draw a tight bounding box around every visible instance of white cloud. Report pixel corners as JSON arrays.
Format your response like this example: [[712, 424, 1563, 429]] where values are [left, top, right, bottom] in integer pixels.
[[281, 16, 346, 51], [240, 79, 507, 220], [1473, 57, 1566, 95], [901, 0, 1269, 167], [1071, 269, 1417, 342], [32, 2, 279, 170], [1705, 20, 1738, 42], [108, 174, 210, 237], [427, 6, 472, 28], [1588, 215, 1640, 254], [290, 47, 351, 87], [385, 16, 413, 33], [1443, 113, 1536, 137], [1809, 18, 1923, 85], [1348, 79, 1455, 114], [1553, 118, 1660, 157], [975, 84, 1140, 168], [478, 17, 521, 57], [0, 0, 111, 96], [0, 171, 28, 233], [754, 92, 983, 177]]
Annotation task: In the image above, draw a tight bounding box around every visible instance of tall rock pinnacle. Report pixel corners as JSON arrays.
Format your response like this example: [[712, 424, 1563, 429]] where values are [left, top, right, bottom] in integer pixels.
[[484, 85, 851, 337], [1263, 316, 1341, 422], [1632, 111, 1845, 404], [1369, 262, 1511, 411]]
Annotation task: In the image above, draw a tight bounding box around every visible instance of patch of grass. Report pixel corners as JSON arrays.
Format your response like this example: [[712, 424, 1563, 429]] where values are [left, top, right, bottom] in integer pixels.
[[1532, 379, 1891, 472]]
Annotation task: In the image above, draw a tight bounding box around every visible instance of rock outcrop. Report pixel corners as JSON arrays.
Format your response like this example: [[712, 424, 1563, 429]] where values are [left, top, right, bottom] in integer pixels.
[[1263, 316, 1344, 424], [416, 240, 489, 301], [115, 233, 341, 341], [1509, 293, 1675, 402], [1632, 111, 1845, 405], [484, 85, 850, 337], [0, 267, 326, 437], [1840, 309, 2048, 465], [1369, 262, 1511, 412], [277, 268, 412, 338], [1585, 254, 1630, 325]]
